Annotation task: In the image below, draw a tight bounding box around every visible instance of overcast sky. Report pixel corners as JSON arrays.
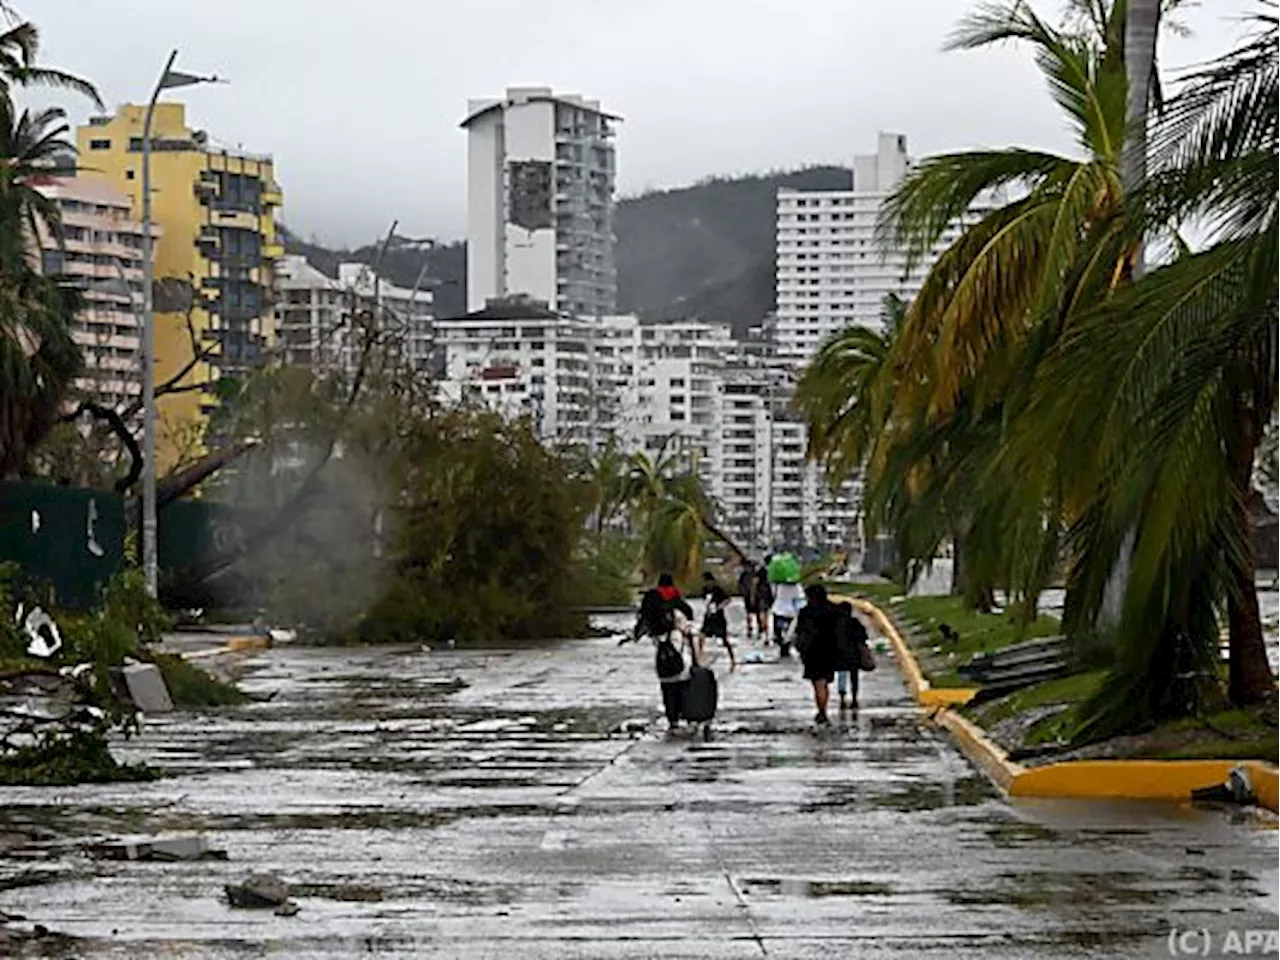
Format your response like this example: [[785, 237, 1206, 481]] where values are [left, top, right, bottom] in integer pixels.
[[32, 0, 1258, 247]]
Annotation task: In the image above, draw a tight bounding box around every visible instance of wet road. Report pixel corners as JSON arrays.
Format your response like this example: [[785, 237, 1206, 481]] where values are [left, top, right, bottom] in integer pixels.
[[0, 613, 1276, 958]]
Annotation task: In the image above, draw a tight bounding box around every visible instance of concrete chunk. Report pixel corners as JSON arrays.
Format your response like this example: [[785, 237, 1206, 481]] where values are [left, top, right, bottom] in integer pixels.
[[122, 663, 174, 713], [95, 834, 223, 861], [226, 873, 289, 908]]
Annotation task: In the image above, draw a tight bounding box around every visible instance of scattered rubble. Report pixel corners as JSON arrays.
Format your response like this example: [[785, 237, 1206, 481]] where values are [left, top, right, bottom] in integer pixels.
[[121, 662, 174, 714], [91, 834, 226, 862], [226, 872, 298, 915], [1191, 766, 1258, 806]]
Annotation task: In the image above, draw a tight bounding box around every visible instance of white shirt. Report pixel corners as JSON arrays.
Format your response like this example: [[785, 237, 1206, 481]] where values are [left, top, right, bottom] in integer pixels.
[[771, 582, 805, 618]]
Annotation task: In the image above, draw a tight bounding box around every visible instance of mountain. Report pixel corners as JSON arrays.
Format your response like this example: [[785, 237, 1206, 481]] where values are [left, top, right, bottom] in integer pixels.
[[281, 165, 853, 333], [614, 166, 851, 332]]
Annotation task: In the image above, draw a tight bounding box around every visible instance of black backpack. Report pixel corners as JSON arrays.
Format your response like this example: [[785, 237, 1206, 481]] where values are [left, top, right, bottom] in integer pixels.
[[655, 635, 685, 680]]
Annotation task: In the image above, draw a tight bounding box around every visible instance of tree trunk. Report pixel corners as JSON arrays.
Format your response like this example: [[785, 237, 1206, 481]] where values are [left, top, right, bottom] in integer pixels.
[[1100, 0, 1163, 628], [1123, 0, 1161, 279], [700, 515, 748, 565], [1226, 403, 1276, 704], [950, 528, 964, 596]]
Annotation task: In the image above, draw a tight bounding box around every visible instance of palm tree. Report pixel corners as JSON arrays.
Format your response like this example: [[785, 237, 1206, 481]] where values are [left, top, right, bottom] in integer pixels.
[[623, 436, 747, 581], [0, 20, 100, 110], [0, 102, 83, 476], [0, 101, 76, 268], [795, 293, 904, 488], [862, 2, 1142, 614], [1015, 11, 1278, 722]]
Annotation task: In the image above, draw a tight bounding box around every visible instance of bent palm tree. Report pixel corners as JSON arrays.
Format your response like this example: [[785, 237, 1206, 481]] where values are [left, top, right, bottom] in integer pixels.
[[1018, 12, 1279, 722]]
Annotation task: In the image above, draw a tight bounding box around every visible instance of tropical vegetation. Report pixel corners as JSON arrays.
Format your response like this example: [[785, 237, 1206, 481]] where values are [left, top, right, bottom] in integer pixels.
[[797, 0, 1278, 739]]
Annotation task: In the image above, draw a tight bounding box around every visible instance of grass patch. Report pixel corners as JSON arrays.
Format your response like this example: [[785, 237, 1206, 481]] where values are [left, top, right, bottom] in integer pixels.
[[153, 654, 249, 707], [877, 594, 1061, 686], [967, 670, 1107, 729]]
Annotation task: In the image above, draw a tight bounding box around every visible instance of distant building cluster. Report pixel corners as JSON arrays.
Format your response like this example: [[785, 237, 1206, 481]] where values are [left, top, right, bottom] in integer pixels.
[[39, 82, 980, 558], [446, 100, 975, 557]]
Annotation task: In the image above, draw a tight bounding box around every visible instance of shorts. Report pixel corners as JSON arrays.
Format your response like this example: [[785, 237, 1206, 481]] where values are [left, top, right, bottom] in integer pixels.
[[744, 602, 762, 615]]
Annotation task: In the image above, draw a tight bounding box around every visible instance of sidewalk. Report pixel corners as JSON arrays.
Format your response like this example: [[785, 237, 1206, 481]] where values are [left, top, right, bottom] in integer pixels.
[[0, 617, 1273, 957]]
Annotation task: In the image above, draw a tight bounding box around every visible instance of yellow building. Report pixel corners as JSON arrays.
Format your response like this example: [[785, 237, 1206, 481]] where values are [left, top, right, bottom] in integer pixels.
[[76, 102, 284, 470]]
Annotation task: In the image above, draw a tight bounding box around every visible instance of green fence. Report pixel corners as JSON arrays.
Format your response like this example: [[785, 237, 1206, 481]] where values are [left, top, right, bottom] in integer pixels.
[[0, 481, 126, 609], [0, 482, 265, 610]]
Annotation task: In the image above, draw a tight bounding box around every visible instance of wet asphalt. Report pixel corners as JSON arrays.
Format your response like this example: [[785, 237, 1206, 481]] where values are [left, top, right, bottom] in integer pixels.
[[0, 610, 1275, 959]]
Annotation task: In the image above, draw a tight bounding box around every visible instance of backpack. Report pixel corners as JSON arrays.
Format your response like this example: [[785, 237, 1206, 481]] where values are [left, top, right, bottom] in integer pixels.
[[655, 635, 685, 680]]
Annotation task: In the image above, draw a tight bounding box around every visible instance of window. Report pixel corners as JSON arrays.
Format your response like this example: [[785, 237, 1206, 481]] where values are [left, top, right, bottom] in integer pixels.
[[90, 138, 110, 150], [125, 170, 135, 180]]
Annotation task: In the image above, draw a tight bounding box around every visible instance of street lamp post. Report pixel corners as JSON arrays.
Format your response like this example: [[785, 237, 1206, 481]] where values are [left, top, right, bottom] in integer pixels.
[[140, 50, 221, 597]]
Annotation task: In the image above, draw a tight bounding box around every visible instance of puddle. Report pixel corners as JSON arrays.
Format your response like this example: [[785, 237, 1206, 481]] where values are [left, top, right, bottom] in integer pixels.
[[942, 870, 1165, 907]]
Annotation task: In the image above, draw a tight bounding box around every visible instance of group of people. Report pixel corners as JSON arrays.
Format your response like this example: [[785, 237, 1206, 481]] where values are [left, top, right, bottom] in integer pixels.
[[627, 566, 873, 733]]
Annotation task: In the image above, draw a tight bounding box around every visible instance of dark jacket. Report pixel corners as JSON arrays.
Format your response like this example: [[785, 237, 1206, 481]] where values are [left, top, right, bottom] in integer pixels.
[[794, 599, 840, 666], [833, 604, 869, 671]]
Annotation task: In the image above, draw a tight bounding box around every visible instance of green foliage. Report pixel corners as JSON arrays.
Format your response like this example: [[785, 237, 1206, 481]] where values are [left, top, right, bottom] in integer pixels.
[[576, 532, 641, 606], [0, 731, 157, 787], [153, 653, 248, 707]]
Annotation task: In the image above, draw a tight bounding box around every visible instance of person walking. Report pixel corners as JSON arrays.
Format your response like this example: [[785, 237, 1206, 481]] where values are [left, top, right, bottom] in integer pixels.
[[736, 562, 761, 641], [833, 601, 869, 710], [770, 579, 805, 658], [700, 571, 739, 672], [754, 562, 774, 643], [629, 574, 696, 732], [794, 584, 840, 726]]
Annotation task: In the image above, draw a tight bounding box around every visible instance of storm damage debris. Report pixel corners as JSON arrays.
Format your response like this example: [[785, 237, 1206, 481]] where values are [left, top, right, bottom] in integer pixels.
[[91, 834, 227, 862], [0, 666, 109, 756], [121, 662, 174, 714], [1191, 766, 1258, 806], [225, 873, 300, 916]]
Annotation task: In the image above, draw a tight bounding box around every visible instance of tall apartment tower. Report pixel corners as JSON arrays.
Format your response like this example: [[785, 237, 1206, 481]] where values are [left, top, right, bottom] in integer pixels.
[[463, 87, 618, 319], [76, 103, 283, 468], [774, 132, 992, 361], [34, 177, 149, 408]]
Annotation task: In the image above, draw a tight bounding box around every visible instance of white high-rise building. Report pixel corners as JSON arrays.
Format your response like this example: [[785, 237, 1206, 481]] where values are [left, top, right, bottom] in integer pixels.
[[775, 132, 992, 361], [275, 255, 348, 373], [463, 87, 619, 318]]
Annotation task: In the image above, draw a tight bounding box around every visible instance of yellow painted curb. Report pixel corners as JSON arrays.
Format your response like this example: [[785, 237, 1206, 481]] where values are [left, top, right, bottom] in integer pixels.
[[935, 705, 1026, 792], [849, 596, 1279, 815], [1012, 760, 1280, 812], [1246, 762, 1280, 812], [841, 596, 978, 708], [224, 635, 271, 653]]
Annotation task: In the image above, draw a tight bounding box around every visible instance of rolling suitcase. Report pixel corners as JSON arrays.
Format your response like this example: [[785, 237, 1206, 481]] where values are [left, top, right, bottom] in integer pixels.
[[682, 662, 718, 723]]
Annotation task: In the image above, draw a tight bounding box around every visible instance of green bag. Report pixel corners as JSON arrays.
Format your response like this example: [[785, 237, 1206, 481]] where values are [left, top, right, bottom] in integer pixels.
[[767, 552, 802, 584]]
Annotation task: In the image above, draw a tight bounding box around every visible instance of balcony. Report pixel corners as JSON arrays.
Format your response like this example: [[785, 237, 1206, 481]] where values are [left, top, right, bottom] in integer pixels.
[[195, 228, 219, 256], [261, 184, 283, 207], [211, 208, 259, 231]]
